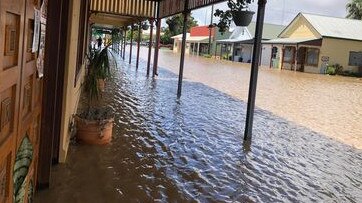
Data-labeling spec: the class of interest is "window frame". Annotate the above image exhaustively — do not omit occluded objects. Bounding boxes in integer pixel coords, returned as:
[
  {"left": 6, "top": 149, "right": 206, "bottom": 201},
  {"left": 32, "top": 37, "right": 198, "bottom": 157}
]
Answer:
[
  {"left": 348, "top": 51, "right": 362, "bottom": 66},
  {"left": 74, "top": 0, "right": 89, "bottom": 86},
  {"left": 305, "top": 48, "right": 320, "bottom": 67}
]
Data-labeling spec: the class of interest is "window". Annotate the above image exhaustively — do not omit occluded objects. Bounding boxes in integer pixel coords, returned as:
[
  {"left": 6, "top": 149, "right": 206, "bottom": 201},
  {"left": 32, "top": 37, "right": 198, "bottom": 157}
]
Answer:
[
  {"left": 349, "top": 52, "right": 362, "bottom": 66},
  {"left": 305, "top": 48, "right": 319, "bottom": 66},
  {"left": 283, "top": 47, "right": 294, "bottom": 62},
  {"left": 271, "top": 47, "right": 278, "bottom": 59}
]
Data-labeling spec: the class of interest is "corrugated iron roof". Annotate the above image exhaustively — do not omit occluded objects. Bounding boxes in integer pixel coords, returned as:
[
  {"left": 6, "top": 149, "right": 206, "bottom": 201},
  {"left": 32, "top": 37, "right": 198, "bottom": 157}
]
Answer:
[
  {"left": 300, "top": 13, "right": 362, "bottom": 41},
  {"left": 263, "top": 37, "right": 321, "bottom": 44},
  {"left": 247, "top": 22, "right": 286, "bottom": 40}
]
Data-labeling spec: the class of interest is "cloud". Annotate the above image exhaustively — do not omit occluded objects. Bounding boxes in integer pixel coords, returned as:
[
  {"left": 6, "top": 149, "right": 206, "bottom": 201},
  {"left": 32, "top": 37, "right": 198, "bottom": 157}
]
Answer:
[{"left": 192, "top": 0, "right": 349, "bottom": 26}]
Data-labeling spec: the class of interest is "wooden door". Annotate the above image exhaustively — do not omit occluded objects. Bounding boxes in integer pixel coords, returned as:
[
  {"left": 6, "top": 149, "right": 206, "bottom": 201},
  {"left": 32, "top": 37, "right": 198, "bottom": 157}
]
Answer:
[{"left": 0, "top": 0, "right": 43, "bottom": 202}]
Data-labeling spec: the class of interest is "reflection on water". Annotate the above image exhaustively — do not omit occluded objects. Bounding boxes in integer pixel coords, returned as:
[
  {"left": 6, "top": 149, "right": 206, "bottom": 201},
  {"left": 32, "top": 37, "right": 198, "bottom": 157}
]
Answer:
[
  {"left": 36, "top": 54, "right": 362, "bottom": 202},
  {"left": 141, "top": 49, "right": 362, "bottom": 149}
]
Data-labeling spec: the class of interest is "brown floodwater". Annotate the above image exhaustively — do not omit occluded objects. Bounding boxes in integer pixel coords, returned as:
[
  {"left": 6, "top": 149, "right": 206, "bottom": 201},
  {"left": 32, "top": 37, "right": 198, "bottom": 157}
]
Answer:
[
  {"left": 140, "top": 49, "right": 362, "bottom": 149},
  {"left": 35, "top": 48, "right": 362, "bottom": 202}
]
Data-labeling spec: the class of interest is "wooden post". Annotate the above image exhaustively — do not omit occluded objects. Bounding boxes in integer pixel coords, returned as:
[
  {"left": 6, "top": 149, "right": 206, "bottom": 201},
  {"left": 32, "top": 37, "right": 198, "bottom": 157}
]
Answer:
[
  {"left": 208, "top": 5, "right": 214, "bottom": 55},
  {"left": 294, "top": 45, "right": 298, "bottom": 71},
  {"left": 244, "top": 0, "right": 267, "bottom": 142},
  {"left": 120, "top": 30, "right": 124, "bottom": 57},
  {"left": 281, "top": 45, "right": 285, "bottom": 69},
  {"left": 136, "top": 22, "right": 142, "bottom": 69},
  {"left": 122, "top": 29, "right": 126, "bottom": 60},
  {"left": 269, "top": 44, "right": 273, "bottom": 68},
  {"left": 38, "top": 0, "right": 69, "bottom": 189},
  {"left": 177, "top": 2, "right": 190, "bottom": 97},
  {"left": 153, "top": 18, "right": 161, "bottom": 77},
  {"left": 153, "top": 3, "right": 161, "bottom": 77},
  {"left": 147, "top": 19, "right": 154, "bottom": 76},
  {"left": 214, "top": 43, "right": 218, "bottom": 59},
  {"left": 129, "top": 25, "right": 134, "bottom": 64}
]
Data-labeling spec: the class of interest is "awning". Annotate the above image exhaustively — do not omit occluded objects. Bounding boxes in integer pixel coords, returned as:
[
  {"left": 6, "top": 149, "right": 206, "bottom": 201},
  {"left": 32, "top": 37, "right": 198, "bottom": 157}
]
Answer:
[
  {"left": 217, "top": 39, "right": 254, "bottom": 44},
  {"left": 263, "top": 37, "right": 322, "bottom": 45},
  {"left": 186, "top": 36, "right": 209, "bottom": 43}
]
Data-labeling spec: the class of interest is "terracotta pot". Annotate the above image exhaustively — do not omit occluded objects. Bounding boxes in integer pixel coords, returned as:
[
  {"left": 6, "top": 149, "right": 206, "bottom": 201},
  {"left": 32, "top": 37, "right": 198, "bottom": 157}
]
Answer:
[
  {"left": 232, "top": 10, "right": 255, "bottom": 26},
  {"left": 75, "top": 116, "right": 114, "bottom": 145},
  {"left": 98, "top": 79, "right": 105, "bottom": 92}
]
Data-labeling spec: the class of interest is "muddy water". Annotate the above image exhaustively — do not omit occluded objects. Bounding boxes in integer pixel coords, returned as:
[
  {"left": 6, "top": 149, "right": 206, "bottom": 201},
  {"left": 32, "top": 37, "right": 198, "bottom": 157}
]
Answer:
[
  {"left": 139, "top": 49, "right": 362, "bottom": 149},
  {"left": 36, "top": 52, "right": 362, "bottom": 202}
]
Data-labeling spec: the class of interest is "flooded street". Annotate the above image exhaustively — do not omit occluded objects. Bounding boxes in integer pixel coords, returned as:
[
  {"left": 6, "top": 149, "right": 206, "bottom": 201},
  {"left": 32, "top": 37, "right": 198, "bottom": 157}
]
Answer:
[
  {"left": 140, "top": 49, "right": 362, "bottom": 149},
  {"left": 36, "top": 49, "right": 362, "bottom": 202}
]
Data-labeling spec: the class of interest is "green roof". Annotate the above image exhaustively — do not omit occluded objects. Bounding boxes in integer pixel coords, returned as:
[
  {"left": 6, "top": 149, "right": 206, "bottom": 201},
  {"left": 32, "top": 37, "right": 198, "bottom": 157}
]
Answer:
[{"left": 247, "top": 22, "right": 286, "bottom": 39}]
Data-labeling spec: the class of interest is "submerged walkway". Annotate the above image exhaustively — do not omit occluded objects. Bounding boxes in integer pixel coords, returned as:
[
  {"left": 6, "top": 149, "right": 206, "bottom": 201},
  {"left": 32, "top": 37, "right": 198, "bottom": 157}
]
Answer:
[{"left": 35, "top": 50, "right": 362, "bottom": 202}]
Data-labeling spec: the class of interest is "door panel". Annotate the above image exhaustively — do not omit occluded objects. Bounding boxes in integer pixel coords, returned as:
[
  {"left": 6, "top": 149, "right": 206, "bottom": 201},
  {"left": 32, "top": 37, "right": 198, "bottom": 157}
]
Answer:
[{"left": 0, "top": 0, "right": 42, "bottom": 202}]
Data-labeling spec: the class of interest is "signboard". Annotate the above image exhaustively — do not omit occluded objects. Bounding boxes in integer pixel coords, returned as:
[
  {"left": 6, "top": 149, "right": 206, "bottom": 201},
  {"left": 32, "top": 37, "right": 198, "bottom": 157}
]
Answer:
[{"left": 321, "top": 56, "right": 329, "bottom": 62}]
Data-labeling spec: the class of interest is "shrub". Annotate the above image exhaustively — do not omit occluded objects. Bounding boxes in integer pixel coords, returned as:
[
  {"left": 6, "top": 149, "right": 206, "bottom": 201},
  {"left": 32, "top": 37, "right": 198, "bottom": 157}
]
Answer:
[{"left": 203, "top": 54, "right": 212, "bottom": 58}]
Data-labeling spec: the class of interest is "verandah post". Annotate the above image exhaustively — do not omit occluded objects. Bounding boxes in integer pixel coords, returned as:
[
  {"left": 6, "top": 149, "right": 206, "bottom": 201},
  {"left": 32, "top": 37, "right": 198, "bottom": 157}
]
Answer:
[
  {"left": 147, "top": 19, "right": 154, "bottom": 76},
  {"left": 136, "top": 22, "right": 142, "bottom": 69},
  {"left": 177, "top": 0, "right": 190, "bottom": 98},
  {"left": 244, "top": 0, "right": 267, "bottom": 141},
  {"left": 129, "top": 25, "right": 134, "bottom": 64}
]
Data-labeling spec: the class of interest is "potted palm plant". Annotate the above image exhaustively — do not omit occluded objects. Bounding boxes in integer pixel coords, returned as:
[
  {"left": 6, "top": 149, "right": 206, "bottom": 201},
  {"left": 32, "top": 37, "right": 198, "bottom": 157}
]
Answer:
[
  {"left": 214, "top": 0, "right": 255, "bottom": 33},
  {"left": 75, "top": 44, "right": 115, "bottom": 145}
]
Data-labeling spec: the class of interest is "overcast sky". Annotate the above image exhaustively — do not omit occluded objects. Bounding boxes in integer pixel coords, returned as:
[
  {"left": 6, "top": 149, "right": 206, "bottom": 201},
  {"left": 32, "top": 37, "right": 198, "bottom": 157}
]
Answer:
[{"left": 191, "top": 0, "right": 350, "bottom": 26}]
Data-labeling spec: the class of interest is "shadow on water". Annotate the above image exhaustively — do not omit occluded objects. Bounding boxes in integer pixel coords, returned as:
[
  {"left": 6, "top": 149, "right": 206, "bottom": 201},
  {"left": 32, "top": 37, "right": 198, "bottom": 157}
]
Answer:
[{"left": 36, "top": 54, "right": 362, "bottom": 203}]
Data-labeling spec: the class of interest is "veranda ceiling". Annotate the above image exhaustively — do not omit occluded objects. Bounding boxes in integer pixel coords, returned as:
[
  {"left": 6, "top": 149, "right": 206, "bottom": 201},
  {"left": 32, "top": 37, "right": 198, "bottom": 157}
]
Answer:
[{"left": 90, "top": 0, "right": 226, "bottom": 26}]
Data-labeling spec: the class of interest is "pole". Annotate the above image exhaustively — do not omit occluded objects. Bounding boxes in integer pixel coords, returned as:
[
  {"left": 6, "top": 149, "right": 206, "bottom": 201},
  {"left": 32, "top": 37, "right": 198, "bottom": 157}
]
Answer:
[
  {"left": 136, "top": 22, "right": 142, "bottom": 69},
  {"left": 120, "top": 31, "right": 123, "bottom": 56},
  {"left": 177, "top": 8, "right": 190, "bottom": 97},
  {"left": 147, "top": 19, "right": 154, "bottom": 76},
  {"left": 208, "top": 4, "right": 214, "bottom": 55},
  {"left": 123, "top": 29, "right": 126, "bottom": 60},
  {"left": 153, "top": 4, "right": 161, "bottom": 77},
  {"left": 129, "top": 25, "right": 134, "bottom": 64},
  {"left": 244, "top": 0, "right": 267, "bottom": 141}
]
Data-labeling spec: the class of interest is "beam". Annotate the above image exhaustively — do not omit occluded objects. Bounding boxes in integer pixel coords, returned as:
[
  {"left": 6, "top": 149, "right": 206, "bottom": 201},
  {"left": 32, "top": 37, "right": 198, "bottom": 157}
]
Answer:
[
  {"left": 177, "top": 1, "right": 190, "bottom": 98},
  {"left": 244, "top": 0, "right": 267, "bottom": 141},
  {"left": 147, "top": 19, "right": 154, "bottom": 76}
]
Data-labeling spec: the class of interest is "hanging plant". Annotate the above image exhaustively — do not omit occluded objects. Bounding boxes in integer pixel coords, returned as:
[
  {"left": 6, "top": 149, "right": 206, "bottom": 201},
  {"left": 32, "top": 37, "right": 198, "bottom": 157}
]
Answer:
[
  {"left": 214, "top": 0, "right": 255, "bottom": 33},
  {"left": 142, "top": 22, "right": 149, "bottom": 30}
]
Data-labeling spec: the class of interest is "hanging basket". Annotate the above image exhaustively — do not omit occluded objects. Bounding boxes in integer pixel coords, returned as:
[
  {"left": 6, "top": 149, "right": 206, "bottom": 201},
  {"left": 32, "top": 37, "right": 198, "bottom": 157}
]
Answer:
[
  {"left": 168, "top": 23, "right": 180, "bottom": 33},
  {"left": 142, "top": 24, "right": 149, "bottom": 30},
  {"left": 232, "top": 10, "right": 255, "bottom": 26}
]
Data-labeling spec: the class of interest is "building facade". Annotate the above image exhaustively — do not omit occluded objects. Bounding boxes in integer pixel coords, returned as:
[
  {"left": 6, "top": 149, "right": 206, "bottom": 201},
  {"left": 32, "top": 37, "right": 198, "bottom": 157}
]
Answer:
[{"left": 266, "top": 13, "right": 362, "bottom": 74}]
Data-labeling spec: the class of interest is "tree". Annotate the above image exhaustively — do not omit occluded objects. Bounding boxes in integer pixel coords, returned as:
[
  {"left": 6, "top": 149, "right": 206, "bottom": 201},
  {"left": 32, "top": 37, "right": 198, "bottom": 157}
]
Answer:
[
  {"left": 346, "top": 0, "right": 362, "bottom": 20},
  {"left": 161, "top": 14, "right": 198, "bottom": 44}
]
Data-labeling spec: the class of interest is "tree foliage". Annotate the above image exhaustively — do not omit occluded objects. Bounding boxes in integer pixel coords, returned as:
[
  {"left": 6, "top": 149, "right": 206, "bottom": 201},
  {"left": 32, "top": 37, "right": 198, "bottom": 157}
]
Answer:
[
  {"left": 161, "top": 14, "right": 198, "bottom": 44},
  {"left": 346, "top": 0, "right": 362, "bottom": 20}
]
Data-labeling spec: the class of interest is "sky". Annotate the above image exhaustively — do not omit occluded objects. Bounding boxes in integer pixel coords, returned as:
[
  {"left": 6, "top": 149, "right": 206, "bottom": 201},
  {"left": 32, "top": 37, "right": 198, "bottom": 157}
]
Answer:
[{"left": 191, "top": 0, "right": 350, "bottom": 26}]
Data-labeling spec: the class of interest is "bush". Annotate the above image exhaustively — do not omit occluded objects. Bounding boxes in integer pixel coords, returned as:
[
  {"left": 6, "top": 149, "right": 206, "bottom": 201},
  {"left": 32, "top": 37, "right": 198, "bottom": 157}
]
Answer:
[
  {"left": 326, "top": 65, "right": 336, "bottom": 75},
  {"left": 326, "top": 64, "right": 343, "bottom": 76},
  {"left": 203, "top": 54, "right": 212, "bottom": 58}
]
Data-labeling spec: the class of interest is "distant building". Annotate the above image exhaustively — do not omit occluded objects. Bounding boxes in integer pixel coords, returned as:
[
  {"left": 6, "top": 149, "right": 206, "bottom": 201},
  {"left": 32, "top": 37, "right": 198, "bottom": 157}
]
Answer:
[
  {"left": 171, "top": 26, "right": 231, "bottom": 56},
  {"left": 216, "top": 22, "right": 285, "bottom": 66},
  {"left": 265, "top": 13, "right": 362, "bottom": 74}
]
